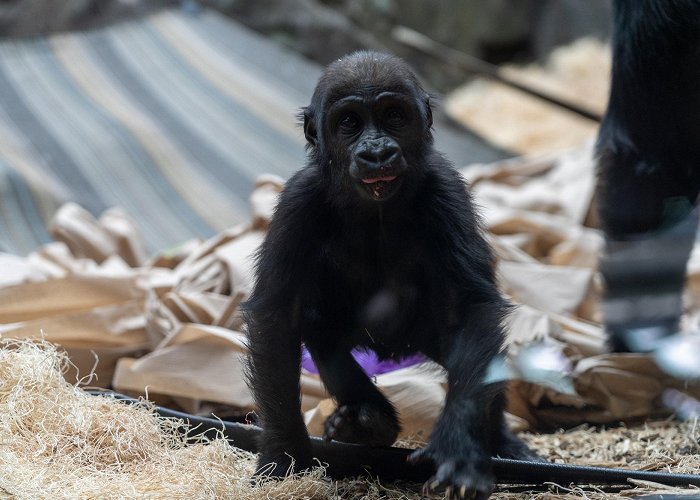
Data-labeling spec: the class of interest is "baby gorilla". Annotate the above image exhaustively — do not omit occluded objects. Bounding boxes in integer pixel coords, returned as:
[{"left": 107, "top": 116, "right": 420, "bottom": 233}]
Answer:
[{"left": 245, "top": 51, "right": 537, "bottom": 499}]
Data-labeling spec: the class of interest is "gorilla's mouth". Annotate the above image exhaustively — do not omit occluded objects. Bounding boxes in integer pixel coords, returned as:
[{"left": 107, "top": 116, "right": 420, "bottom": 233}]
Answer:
[{"left": 360, "top": 175, "right": 398, "bottom": 199}]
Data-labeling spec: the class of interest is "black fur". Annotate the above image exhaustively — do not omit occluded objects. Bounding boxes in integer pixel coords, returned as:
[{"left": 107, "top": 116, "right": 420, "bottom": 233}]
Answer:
[
  {"left": 596, "top": 0, "right": 700, "bottom": 351},
  {"left": 597, "top": 0, "right": 700, "bottom": 237},
  {"left": 244, "top": 51, "right": 536, "bottom": 499}
]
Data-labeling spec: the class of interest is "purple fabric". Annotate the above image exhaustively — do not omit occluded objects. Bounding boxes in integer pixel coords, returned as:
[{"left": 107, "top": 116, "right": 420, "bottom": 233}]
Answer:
[{"left": 301, "top": 347, "right": 426, "bottom": 376}]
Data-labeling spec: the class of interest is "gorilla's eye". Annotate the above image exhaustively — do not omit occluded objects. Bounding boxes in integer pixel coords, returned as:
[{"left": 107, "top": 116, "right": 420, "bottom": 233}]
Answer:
[
  {"left": 385, "top": 108, "right": 405, "bottom": 127},
  {"left": 338, "top": 113, "right": 361, "bottom": 133}
]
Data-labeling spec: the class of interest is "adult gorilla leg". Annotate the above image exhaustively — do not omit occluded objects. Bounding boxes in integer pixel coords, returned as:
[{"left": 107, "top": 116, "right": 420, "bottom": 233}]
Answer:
[{"left": 596, "top": 0, "right": 700, "bottom": 352}]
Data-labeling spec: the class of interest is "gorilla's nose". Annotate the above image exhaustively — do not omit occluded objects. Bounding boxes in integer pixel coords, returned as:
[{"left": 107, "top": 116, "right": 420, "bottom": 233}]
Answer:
[{"left": 357, "top": 141, "right": 400, "bottom": 168}]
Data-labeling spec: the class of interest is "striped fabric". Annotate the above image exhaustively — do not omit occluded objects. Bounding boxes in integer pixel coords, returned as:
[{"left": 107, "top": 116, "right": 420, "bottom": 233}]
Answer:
[{"left": 0, "top": 7, "right": 505, "bottom": 256}]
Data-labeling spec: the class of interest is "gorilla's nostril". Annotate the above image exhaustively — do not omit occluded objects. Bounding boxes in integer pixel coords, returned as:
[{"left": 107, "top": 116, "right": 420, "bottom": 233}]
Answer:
[{"left": 379, "top": 146, "right": 399, "bottom": 164}]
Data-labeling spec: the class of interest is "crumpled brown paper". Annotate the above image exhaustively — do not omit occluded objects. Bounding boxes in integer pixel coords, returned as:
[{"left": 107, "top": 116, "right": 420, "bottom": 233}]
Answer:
[{"left": 1, "top": 151, "right": 698, "bottom": 436}]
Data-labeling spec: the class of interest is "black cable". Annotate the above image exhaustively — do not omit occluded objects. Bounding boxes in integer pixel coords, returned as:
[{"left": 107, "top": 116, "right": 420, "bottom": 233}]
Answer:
[{"left": 88, "top": 390, "right": 700, "bottom": 488}]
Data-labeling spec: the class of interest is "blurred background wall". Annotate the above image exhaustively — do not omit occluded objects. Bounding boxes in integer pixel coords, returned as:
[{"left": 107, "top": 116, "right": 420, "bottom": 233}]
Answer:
[{"left": 0, "top": 0, "right": 611, "bottom": 91}]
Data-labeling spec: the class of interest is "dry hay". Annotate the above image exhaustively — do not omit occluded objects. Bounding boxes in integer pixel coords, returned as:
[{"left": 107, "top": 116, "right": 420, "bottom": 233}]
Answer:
[
  {"left": 0, "top": 340, "right": 332, "bottom": 499},
  {"left": 0, "top": 340, "right": 698, "bottom": 499},
  {"left": 510, "top": 422, "right": 700, "bottom": 499}
]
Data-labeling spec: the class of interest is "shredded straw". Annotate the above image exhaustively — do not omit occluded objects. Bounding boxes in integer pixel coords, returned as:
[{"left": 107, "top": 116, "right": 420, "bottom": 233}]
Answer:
[
  {"left": 0, "top": 340, "right": 696, "bottom": 499},
  {"left": 0, "top": 340, "right": 331, "bottom": 499}
]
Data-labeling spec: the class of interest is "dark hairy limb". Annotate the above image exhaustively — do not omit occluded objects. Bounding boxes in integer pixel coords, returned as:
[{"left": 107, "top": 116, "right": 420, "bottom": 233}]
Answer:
[
  {"left": 245, "top": 314, "right": 311, "bottom": 477},
  {"left": 307, "top": 344, "right": 399, "bottom": 446},
  {"left": 596, "top": 0, "right": 700, "bottom": 352},
  {"left": 410, "top": 302, "right": 513, "bottom": 500}
]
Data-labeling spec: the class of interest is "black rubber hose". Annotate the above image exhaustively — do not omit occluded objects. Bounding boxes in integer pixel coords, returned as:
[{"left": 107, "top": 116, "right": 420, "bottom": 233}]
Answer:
[{"left": 88, "top": 390, "right": 700, "bottom": 488}]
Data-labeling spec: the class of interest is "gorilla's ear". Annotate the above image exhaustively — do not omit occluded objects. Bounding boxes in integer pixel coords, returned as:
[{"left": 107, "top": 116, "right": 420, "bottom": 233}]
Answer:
[
  {"left": 425, "top": 97, "right": 433, "bottom": 129},
  {"left": 303, "top": 109, "right": 318, "bottom": 147}
]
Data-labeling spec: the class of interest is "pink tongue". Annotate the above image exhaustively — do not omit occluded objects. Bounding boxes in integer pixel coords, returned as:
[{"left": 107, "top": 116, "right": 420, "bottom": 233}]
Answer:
[{"left": 361, "top": 175, "right": 397, "bottom": 184}]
